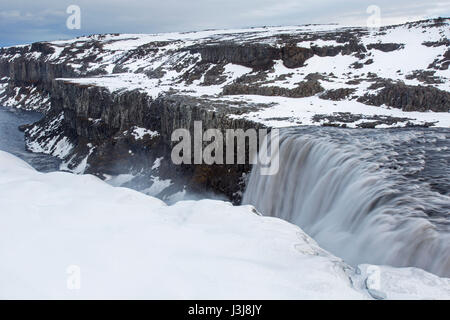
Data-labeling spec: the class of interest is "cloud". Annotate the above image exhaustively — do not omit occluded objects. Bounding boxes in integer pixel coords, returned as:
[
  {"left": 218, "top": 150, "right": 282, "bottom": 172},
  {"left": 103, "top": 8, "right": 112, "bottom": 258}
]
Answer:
[
  {"left": 0, "top": 8, "right": 65, "bottom": 23},
  {"left": 0, "top": 10, "right": 21, "bottom": 19}
]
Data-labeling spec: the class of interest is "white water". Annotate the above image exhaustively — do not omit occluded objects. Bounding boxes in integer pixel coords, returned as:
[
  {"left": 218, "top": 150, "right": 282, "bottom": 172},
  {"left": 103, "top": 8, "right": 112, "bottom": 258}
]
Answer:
[{"left": 243, "top": 127, "right": 450, "bottom": 277}]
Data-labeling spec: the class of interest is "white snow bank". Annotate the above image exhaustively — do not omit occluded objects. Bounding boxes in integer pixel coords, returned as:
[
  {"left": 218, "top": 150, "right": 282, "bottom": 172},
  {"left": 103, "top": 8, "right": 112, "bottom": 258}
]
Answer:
[
  {"left": 0, "top": 151, "right": 449, "bottom": 300},
  {"left": 129, "top": 126, "right": 159, "bottom": 140},
  {"left": 354, "top": 265, "right": 450, "bottom": 300}
]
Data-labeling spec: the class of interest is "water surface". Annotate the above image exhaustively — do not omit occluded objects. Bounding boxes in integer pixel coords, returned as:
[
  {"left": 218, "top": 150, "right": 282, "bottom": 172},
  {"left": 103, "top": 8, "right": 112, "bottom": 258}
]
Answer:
[{"left": 0, "top": 106, "right": 60, "bottom": 172}]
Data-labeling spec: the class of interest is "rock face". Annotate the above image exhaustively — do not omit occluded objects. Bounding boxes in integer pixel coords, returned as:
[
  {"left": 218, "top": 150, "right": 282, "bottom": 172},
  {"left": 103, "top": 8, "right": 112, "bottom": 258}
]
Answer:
[
  {"left": 189, "top": 40, "right": 368, "bottom": 71},
  {"left": 189, "top": 44, "right": 280, "bottom": 70},
  {"left": 0, "top": 57, "right": 76, "bottom": 110},
  {"left": 358, "top": 80, "right": 450, "bottom": 112},
  {"left": 366, "top": 43, "right": 404, "bottom": 52},
  {"left": 0, "top": 42, "right": 98, "bottom": 111},
  {"left": 281, "top": 45, "right": 315, "bottom": 68},
  {"left": 223, "top": 79, "right": 324, "bottom": 98},
  {"left": 0, "top": 18, "right": 449, "bottom": 201},
  {"left": 320, "top": 88, "right": 356, "bottom": 101},
  {"left": 25, "top": 80, "right": 263, "bottom": 202},
  {"left": 1, "top": 19, "right": 448, "bottom": 112}
]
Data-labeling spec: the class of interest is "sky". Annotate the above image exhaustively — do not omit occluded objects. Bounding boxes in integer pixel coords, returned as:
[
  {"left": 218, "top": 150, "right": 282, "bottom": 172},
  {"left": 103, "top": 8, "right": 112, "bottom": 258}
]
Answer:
[{"left": 0, "top": 0, "right": 449, "bottom": 47}]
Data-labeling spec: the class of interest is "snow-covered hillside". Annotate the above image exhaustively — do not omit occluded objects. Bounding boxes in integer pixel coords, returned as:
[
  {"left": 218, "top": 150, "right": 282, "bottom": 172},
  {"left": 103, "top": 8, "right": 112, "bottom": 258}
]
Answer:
[
  {"left": 0, "top": 150, "right": 449, "bottom": 299},
  {"left": 0, "top": 18, "right": 449, "bottom": 127}
]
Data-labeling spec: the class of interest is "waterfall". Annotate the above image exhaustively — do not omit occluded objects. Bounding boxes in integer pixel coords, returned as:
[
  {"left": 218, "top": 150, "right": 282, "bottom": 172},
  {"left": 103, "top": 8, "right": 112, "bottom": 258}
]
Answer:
[{"left": 243, "top": 128, "right": 450, "bottom": 277}]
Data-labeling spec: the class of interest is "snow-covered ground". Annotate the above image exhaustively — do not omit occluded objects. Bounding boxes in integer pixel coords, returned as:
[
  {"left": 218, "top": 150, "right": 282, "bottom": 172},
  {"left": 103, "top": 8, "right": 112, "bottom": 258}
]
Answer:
[
  {"left": 224, "top": 95, "right": 450, "bottom": 128},
  {"left": 0, "top": 150, "right": 449, "bottom": 300}
]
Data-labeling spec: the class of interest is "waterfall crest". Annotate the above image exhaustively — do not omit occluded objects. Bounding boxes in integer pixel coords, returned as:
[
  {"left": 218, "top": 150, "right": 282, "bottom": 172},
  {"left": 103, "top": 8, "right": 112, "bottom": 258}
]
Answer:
[{"left": 243, "top": 128, "right": 450, "bottom": 277}]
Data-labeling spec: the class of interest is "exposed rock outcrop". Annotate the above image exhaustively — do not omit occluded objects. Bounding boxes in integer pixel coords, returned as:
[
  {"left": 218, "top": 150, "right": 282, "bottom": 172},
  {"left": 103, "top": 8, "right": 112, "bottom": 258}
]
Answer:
[
  {"left": 358, "top": 80, "right": 450, "bottom": 112},
  {"left": 188, "top": 43, "right": 280, "bottom": 70},
  {"left": 320, "top": 88, "right": 356, "bottom": 101},
  {"left": 26, "top": 80, "right": 265, "bottom": 202},
  {"left": 223, "top": 79, "right": 324, "bottom": 98},
  {"left": 281, "top": 45, "right": 314, "bottom": 68},
  {"left": 366, "top": 43, "right": 404, "bottom": 52}
]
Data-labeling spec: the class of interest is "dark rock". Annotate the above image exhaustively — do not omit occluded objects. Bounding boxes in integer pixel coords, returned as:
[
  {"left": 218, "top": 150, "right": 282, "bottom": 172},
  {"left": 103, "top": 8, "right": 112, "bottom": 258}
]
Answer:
[
  {"left": 320, "top": 88, "right": 356, "bottom": 101},
  {"left": 351, "top": 62, "right": 364, "bottom": 69},
  {"left": 30, "top": 42, "right": 56, "bottom": 55},
  {"left": 358, "top": 80, "right": 450, "bottom": 112},
  {"left": 366, "top": 43, "right": 404, "bottom": 52},
  {"left": 405, "top": 70, "right": 444, "bottom": 84},
  {"left": 422, "top": 39, "right": 450, "bottom": 47},
  {"left": 223, "top": 79, "right": 324, "bottom": 98},
  {"left": 281, "top": 45, "right": 314, "bottom": 68},
  {"left": 188, "top": 43, "right": 280, "bottom": 70},
  {"left": 27, "top": 81, "right": 266, "bottom": 203},
  {"left": 428, "top": 48, "right": 450, "bottom": 70},
  {"left": 305, "top": 73, "right": 327, "bottom": 81},
  {"left": 18, "top": 124, "right": 33, "bottom": 132},
  {"left": 202, "top": 63, "right": 227, "bottom": 85},
  {"left": 312, "top": 39, "right": 367, "bottom": 56},
  {"left": 235, "top": 71, "right": 268, "bottom": 84},
  {"left": 312, "top": 112, "right": 420, "bottom": 128}
]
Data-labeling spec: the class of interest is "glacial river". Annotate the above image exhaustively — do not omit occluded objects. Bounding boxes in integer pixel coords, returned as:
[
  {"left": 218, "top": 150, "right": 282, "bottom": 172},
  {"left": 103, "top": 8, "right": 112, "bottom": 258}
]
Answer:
[
  {"left": 244, "top": 126, "right": 450, "bottom": 277},
  {"left": 0, "top": 106, "right": 60, "bottom": 172}
]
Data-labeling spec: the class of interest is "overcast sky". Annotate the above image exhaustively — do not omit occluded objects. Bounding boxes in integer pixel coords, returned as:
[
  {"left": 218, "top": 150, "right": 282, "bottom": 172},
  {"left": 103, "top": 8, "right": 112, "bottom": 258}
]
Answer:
[{"left": 1, "top": 0, "right": 449, "bottom": 47}]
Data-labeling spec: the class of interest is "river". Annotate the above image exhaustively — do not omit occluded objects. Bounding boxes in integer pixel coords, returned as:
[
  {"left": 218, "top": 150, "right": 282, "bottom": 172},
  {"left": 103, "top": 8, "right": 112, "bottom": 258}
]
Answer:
[
  {"left": 244, "top": 126, "right": 450, "bottom": 277},
  {"left": 0, "top": 106, "right": 60, "bottom": 172}
]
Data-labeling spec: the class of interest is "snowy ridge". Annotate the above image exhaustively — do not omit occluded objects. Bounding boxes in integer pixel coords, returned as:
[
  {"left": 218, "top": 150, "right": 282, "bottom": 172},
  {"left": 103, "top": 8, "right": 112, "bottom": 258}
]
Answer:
[
  {"left": 0, "top": 150, "right": 449, "bottom": 299},
  {"left": 0, "top": 18, "right": 449, "bottom": 127}
]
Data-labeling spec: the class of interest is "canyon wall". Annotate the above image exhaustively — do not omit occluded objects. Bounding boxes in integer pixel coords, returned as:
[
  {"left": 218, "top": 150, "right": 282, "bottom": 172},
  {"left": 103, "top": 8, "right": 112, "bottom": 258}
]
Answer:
[
  {"left": 23, "top": 79, "right": 263, "bottom": 202},
  {"left": 0, "top": 18, "right": 449, "bottom": 201}
]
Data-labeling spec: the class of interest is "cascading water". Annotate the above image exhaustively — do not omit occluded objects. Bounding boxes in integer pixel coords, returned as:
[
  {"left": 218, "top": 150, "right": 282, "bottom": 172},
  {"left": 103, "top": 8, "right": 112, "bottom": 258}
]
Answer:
[{"left": 243, "top": 127, "right": 450, "bottom": 277}]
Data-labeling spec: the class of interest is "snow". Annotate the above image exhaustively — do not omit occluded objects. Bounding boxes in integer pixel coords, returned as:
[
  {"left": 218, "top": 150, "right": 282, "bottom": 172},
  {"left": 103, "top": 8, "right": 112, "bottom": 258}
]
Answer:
[
  {"left": 297, "top": 39, "right": 341, "bottom": 49},
  {"left": 151, "top": 157, "right": 163, "bottom": 170},
  {"left": 359, "top": 25, "right": 450, "bottom": 88},
  {"left": 25, "top": 113, "right": 75, "bottom": 159},
  {"left": 27, "top": 133, "right": 74, "bottom": 157},
  {"left": 354, "top": 265, "right": 450, "bottom": 300},
  {"left": 1, "top": 20, "right": 448, "bottom": 299},
  {"left": 224, "top": 95, "right": 450, "bottom": 128},
  {"left": 56, "top": 60, "right": 253, "bottom": 99},
  {"left": 37, "top": 20, "right": 447, "bottom": 130},
  {"left": 105, "top": 173, "right": 136, "bottom": 187},
  {"left": 129, "top": 126, "right": 159, "bottom": 140},
  {"left": 48, "top": 136, "right": 73, "bottom": 159},
  {"left": 48, "top": 45, "right": 65, "bottom": 61},
  {"left": 70, "top": 154, "right": 89, "bottom": 174},
  {"left": 68, "top": 24, "right": 349, "bottom": 52},
  {"left": 143, "top": 176, "right": 173, "bottom": 197},
  {"left": 3, "top": 19, "right": 446, "bottom": 128},
  {"left": 0, "top": 150, "right": 449, "bottom": 300},
  {"left": 0, "top": 83, "right": 51, "bottom": 112}
]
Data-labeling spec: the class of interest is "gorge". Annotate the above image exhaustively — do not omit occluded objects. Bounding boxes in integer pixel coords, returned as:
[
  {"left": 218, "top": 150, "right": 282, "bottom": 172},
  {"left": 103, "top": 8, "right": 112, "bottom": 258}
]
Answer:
[{"left": 0, "top": 18, "right": 449, "bottom": 297}]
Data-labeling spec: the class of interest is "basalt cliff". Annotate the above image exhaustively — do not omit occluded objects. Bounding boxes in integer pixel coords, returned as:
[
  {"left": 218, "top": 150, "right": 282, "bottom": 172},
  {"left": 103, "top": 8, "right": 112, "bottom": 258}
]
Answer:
[{"left": 0, "top": 18, "right": 449, "bottom": 202}]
